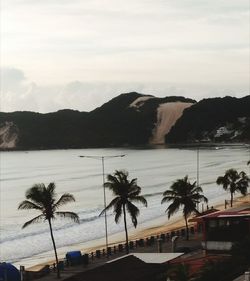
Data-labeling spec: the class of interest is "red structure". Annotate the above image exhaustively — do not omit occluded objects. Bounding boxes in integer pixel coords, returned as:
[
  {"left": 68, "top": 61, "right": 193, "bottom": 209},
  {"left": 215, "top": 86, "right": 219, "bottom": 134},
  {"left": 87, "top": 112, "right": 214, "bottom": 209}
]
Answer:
[{"left": 192, "top": 205, "right": 250, "bottom": 252}]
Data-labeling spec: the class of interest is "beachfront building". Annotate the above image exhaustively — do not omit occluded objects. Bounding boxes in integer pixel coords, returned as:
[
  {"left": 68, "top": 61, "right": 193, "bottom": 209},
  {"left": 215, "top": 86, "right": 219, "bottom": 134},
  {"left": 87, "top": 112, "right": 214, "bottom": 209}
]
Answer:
[
  {"left": 193, "top": 205, "right": 250, "bottom": 252},
  {"left": 215, "top": 126, "right": 231, "bottom": 138}
]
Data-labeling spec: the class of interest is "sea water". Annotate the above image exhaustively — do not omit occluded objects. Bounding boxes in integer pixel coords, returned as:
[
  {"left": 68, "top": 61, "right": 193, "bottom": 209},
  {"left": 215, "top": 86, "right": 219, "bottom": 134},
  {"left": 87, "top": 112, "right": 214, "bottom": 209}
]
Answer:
[{"left": 0, "top": 145, "right": 249, "bottom": 267}]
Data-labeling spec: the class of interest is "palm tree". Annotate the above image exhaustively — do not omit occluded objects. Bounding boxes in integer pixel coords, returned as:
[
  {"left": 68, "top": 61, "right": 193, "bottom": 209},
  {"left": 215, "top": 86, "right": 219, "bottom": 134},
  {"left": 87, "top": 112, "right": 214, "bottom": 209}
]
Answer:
[
  {"left": 18, "top": 183, "right": 79, "bottom": 278},
  {"left": 100, "top": 170, "right": 147, "bottom": 254},
  {"left": 216, "top": 169, "right": 249, "bottom": 207},
  {"left": 161, "top": 176, "right": 208, "bottom": 240}
]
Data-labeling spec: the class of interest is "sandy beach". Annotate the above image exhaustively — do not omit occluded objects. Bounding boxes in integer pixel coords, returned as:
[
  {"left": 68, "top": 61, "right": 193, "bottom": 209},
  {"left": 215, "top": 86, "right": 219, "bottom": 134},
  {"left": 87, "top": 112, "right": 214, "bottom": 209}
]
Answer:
[
  {"left": 27, "top": 194, "right": 250, "bottom": 271},
  {"left": 82, "top": 194, "right": 250, "bottom": 253}
]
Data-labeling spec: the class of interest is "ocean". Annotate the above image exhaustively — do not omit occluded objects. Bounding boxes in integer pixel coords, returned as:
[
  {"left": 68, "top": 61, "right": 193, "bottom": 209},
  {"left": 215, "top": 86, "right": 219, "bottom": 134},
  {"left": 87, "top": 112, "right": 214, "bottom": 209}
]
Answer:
[{"left": 0, "top": 145, "right": 249, "bottom": 267}]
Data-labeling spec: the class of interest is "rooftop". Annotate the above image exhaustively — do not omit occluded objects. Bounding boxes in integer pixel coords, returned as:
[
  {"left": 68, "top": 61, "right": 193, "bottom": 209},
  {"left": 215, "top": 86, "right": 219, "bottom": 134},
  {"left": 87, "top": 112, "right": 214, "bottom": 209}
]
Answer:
[
  {"left": 63, "top": 255, "right": 166, "bottom": 281},
  {"left": 108, "top": 252, "right": 183, "bottom": 264},
  {"left": 191, "top": 205, "right": 250, "bottom": 222}
]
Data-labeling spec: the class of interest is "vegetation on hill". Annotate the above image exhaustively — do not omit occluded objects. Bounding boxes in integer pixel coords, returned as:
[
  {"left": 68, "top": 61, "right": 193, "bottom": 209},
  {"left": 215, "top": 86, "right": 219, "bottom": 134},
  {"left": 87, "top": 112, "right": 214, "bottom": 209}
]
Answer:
[
  {"left": 0, "top": 93, "right": 249, "bottom": 150},
  {"left": 167, "top": 95, "right": 250, "bottom": 143},
  {"left": 0, "top": 92, "right": 194, "bottom": 150}
]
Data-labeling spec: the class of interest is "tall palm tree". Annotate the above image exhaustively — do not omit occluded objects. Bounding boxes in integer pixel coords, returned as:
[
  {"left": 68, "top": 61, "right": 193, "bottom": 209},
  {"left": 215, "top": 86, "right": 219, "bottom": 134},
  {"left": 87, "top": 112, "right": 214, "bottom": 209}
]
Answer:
[
  {"left": 216, "top": 169, "right": 249, "bottom": 207},
  {"left": 100, "top": 170, "right": 147, "bottom": 254},
  {"left": 161, "top": 176, "right": 208, "bottom": 240},
  {"left": 18, "top": 183, "right": 79, "bottom": 278}
]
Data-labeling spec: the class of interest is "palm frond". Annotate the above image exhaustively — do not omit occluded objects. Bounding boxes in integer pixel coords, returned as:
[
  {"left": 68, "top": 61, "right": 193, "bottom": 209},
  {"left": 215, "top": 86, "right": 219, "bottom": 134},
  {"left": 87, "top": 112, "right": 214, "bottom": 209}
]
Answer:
[
  {"left": 237, "top": 178, "right": 248, "bottom": 195},
  {"left": 47, "top": 182, "right": 56, "bottom": 193},
  {"left": 190, "top": 193, "right": 208, "bottom": 204},
  {"left": 115, "top": 170, "right": 128, "bottom": 183},
  {"left": 114, "top": 201, "right": 123, "bottom": 224},
  {"left": 192, "top": 185, "right": 203, "bottom": 193},
  {"left": 162, "top": 175, "right": 208, "bottom": 221},
  {"left": 55, "top": 211, "right": 79, "bottom": 223},
  {"left": 239, "top": 171, "right": 247, "bottom": 177},
  {"left": 129, "top": 178, "right": 138, "bottom": 188},
  {"left": 216, "top": 176, "right": 230, "bottom": 190},
  {"left": 46, "top": 182, "right": 56, "bottom": 201},
  {"left": 161, "top": 195, "right": 179, "bottom": 204},
  {"left": 183, "top": 201, "right": 197, "bottom": 217},
  {"left": 163, "top": 189, "right": 178, "bottom": 197},
  {"left": 103, "top": 170, "right": 147, "bottom": 228},
  {"left": 130, "top": 196, "right": 147, "bottom": 207},
  {"left": 217, "top": 169, "right": 249, "bottom": 196},
  {"left": 99, "top": 197, "right": 120, "bottom": 216},
  {"left": 25, "top": 184, "right": 46, "bottom": 206},
  {"left": 166, "top": 200, "right": 181, "bottom": 219},
  {"left": 18, "top": 200, "right": 43, "bottom": 211},
  {"left": 54, "top": 193, "right": 76, "bottom": 209},
  {"left": 106, "top": 174, "right": 120, "bottom": 186},
  {"left": 126, "top": 201, "right": 139, "bottom": 227},
  {"left": 22, "top": 214, "right": 45, "bottom": 229},
  {"left": 161, "top": 196, "right": 168, "bottom": 204},
  {"left": 105, "top": 174, "right": 122, "bottom": 195},
  {"left": 19, "top": 183, "right": 79, "bottom": 230},
  {"left": 128, "top": 189, "right": 141, "bottom": 197},
  {"left": 128, "top": 183, "right": 141, "bottom": 193}
]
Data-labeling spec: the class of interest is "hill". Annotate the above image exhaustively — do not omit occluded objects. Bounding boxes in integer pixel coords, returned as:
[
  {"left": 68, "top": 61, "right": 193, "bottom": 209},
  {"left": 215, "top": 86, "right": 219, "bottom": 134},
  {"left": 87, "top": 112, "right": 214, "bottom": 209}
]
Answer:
[
  {"left": 0, "top": 93, "right": 249, "bottom": 150},
  {"left": 167, "top": 95, "right": 250, "bottom": 143}
]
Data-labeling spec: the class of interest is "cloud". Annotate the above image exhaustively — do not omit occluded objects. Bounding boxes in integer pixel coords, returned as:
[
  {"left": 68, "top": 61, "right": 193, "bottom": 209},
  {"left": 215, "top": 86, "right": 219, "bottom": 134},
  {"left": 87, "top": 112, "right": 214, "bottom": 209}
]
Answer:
[
  {"left": 1, "top": 1, "right": 249, "bottom": 111},
  {"left": 0, "top": 67, "right": 249, "bottom": 113},
  {"left": 1, "top": 68, "right": 26, "bottom": 90},
  {"left": 0, "top": 68, "right": 38, "bottom": 112}
]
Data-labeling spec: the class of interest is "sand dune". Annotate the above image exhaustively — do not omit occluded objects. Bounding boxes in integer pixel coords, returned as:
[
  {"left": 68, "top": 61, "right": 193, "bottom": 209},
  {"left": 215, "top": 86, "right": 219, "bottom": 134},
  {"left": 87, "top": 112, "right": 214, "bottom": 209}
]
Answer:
[
  {"left": 0, "top": 121, "right": 18, "bottom": 148},
  {"left": 151, "top": 102, "right": 193, "bottom": 144},
  {"left": 129, "top": 96, "right": 154, "bottom": 109}
]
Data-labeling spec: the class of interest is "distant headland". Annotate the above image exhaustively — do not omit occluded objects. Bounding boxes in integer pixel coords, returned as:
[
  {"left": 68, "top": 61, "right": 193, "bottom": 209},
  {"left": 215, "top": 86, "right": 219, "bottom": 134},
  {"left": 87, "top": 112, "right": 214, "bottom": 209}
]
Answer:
[{"left": 0, "top": 92, "right": 249, "bottom": 150}]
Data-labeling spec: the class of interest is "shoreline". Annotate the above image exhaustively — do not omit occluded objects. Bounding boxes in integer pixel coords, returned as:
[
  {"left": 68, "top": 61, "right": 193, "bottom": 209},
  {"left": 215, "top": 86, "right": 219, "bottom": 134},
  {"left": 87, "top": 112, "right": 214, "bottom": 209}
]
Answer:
[
  {"left": 1, "top": 142, "right": 249, "bottom": 152},
  {"left": 26, "top": 194, "right": 250, "bottom": 271}
]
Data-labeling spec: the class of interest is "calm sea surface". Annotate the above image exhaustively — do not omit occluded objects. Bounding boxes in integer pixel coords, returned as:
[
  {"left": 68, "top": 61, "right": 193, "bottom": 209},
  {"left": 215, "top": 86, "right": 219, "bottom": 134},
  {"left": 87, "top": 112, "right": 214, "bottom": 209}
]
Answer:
[{"left": 0, "top": 145, "right": 249, "bottom": 267}]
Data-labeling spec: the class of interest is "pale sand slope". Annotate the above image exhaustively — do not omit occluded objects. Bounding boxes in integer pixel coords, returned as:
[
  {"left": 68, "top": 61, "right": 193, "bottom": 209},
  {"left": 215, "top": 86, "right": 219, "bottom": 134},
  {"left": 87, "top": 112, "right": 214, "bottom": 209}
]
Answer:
[
  {"left": 0, "top": 121, "right": 18, "bottom": 149},
  {"left": 150, "top": 102, "right": 193, "bottom": 144},
  {"left": 28, "top": 195, "right": 250, "bottom": 271},
  {"left": 129, "top": 96, "right": 154, "bottom": 108}
]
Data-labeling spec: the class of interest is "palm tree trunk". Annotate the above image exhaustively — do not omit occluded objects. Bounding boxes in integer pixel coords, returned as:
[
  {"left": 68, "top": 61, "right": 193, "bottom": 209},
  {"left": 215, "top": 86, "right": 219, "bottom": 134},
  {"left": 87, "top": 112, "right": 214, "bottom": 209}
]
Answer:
[
  {"left": 184, "top": 214, "right": 189, "bottom": 241},
  {"left": 122, "top": 204, "right": 129, "bottom": 254},
  {"left": 48, "top": 219, "right": 60, "bottom": 278},
  {"left": 230, "top": 192, "right": 233, "bottom": 207}
]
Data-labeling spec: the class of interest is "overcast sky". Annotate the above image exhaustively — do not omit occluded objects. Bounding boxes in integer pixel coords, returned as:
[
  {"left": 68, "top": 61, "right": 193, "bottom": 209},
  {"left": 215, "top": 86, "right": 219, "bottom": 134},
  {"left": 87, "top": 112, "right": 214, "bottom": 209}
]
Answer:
[{"left": 1, "top": 0, "right": 249, "bottom": 112}]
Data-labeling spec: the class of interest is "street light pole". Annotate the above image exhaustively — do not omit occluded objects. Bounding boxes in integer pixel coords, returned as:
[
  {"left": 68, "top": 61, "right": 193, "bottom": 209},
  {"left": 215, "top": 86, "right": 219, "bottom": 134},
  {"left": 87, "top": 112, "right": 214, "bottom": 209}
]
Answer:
[
  {"left": 79, "top": 154, "right": 125, "bottom": 257},
  {"left": 196, "top": 145, "right": 201, "bottom": 212},
  {"left": 101, "top": 157, "right": 108, "bottom": 253},
  {"left": 197, "top": 146, "right": 200, "bottom": 188}
]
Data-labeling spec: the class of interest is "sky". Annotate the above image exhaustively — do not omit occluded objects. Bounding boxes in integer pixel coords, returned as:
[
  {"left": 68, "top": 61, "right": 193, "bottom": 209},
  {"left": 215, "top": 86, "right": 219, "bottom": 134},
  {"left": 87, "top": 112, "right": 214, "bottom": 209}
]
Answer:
[{"left": 1, "top": 0, "right": 249, "bottom": 112}]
